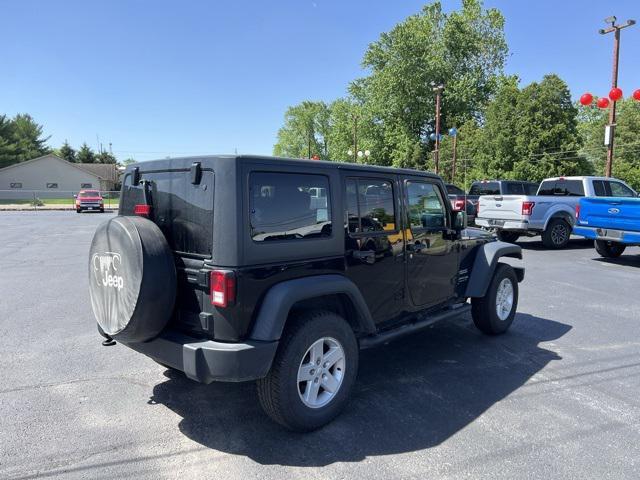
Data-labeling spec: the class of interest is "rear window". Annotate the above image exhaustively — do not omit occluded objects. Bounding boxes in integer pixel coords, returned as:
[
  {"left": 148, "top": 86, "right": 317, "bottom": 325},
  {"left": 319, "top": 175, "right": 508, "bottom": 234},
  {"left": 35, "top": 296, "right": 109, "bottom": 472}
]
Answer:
[
  {"left": 524, "top": 183, "right": 539, "bottom": 195},
  {"left": 121, "top": 169, "right": 214, "bottom": 256},
  {"left": 538, "top": 180, "right": 584, "bottom": 196},
  {"left": 469, "top": 182, "right": 500, "bottom": 195},
  {"left": 446, "top": 184, "right": 465, "bottom": 195},
  {"left": 249, "top": 172, "right": 332, "bottom": 242},
  {"left": 504, "top": 182, "right": 524, "bottom": 195}
]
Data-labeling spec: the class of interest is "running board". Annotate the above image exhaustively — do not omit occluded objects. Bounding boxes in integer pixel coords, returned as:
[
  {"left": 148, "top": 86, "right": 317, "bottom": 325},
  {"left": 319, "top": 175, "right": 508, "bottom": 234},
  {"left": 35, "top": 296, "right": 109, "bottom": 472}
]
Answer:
[{"left": 358, "top": 303, "right": 471, "bottom": 350}]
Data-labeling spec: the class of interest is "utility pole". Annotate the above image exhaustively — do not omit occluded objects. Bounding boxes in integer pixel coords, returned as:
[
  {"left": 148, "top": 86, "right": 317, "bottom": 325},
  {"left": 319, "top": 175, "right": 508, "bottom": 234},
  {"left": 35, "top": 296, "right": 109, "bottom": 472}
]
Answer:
[
  {"left": 431, "top": 83, "right": 444, "bottom": 174},
  {"left": 352, "top": 113, "right": 358, "bottom": 162},
  {"left": 599, "top": 16, "right": 636, "bottom": 177},
  {"left": 451, "top": 132, "right": 458, "bottom": 182}
]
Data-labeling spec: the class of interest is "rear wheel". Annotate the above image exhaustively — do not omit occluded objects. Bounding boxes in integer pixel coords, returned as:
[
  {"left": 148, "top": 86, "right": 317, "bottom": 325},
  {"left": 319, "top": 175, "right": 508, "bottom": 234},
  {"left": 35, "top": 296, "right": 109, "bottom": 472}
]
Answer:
[
  {"left": 472, "top": 264, "right": 518, "bottom": 335},
  {"left": 257, "top": 310, "right": 358, "bottom": 432},
  {"left": 76, "top": 208, "right": 82, "bottom": 213},
  {"left": 595, "top": 239, "right": 626, "bottom": 258},
  {"left": 496, "top": 230, "right": 520, "bottom": 243},
  {"left": 541, "top": 218, "right": 571, "bottom": 249}
]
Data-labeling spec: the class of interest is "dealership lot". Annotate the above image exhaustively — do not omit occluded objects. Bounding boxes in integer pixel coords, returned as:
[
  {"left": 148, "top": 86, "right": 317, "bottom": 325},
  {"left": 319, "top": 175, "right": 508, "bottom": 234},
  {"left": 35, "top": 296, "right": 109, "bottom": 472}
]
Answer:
[{"left": 1, "top": 211, "right": 640, "bottom": 480}]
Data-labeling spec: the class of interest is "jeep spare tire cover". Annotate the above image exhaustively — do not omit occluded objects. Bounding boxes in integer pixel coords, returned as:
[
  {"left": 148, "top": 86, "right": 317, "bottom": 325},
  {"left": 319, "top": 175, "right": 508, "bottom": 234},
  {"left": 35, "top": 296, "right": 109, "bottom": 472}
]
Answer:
[{"left": 88, "top": 216, "right": 176, "bottom": 343}]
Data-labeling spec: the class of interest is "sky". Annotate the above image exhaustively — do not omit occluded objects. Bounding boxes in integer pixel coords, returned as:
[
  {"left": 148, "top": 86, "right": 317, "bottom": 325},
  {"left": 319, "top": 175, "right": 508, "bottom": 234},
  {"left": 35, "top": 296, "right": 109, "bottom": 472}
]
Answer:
[{"left": 1, "top": 0, "right": 638, "bottom": 161}]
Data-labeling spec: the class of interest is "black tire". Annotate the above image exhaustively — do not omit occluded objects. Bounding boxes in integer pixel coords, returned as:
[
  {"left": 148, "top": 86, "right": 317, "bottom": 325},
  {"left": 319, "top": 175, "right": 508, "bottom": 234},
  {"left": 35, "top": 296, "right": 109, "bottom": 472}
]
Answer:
[
  {"left": 471, "top": 264, "right": 519, "bottom": 335},
  {"left": 496, "top": 230, "right": 520, "bottom": 243},
  {"left": 595, "top": 239, "right": 626, "bottom": 258},
  {"left": 541, "top": 218, "right": 571, "bottom": 249},
  {"left": 257, "top": 310, "right": 358, "bottom": 432},
  {"left": 76, "top": 209, "right": 82, "bottom": 213},
  {"left": 100, "top": 208, "right": 105, "bottom": 213},
  {"left": 88, "top": 216, "right": 176, "bottom": 343}
]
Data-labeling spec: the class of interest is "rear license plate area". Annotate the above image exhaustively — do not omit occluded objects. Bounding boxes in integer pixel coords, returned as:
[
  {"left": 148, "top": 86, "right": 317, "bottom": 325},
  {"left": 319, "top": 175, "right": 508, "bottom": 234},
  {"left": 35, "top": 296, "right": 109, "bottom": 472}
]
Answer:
[{"left": 596, "top": 228, "right": 622, "bottom": 239}]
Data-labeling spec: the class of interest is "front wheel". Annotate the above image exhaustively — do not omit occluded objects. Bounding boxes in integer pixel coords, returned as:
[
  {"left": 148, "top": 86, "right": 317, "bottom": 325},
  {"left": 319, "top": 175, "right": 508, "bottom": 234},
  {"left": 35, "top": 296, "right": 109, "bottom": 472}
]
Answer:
[
  {"left": 497, "top": 230, "right": 520, "bottom": 243},
  {"left": 472, "top": 264, "right": 519, "bottom": 335},
  {"left": 595, "top": 239, "right": 626, "bottom": 258},
  {"left": 541, "top": 218, "right": 571, "bottom": 249},
  {"left": 257, "top": 310, "right": 358, "bottom": 432}
]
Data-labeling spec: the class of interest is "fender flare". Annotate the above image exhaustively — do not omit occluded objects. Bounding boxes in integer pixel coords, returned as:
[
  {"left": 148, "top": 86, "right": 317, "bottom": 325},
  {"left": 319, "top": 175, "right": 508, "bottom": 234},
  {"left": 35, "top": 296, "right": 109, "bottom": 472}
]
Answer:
[
  {"left": 543, "top": 205, "right": 575, "bottom": 231},
  {"left": 250, "top": 274, "right": 375, "bottom": 342},
  {"left": 465, "top": 241, "right": 524, "bottom": 298}
]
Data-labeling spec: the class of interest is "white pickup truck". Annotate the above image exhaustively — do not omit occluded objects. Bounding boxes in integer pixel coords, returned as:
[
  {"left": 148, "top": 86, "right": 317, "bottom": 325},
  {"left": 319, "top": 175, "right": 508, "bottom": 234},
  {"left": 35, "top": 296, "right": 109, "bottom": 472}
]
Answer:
[{"left": 475, "top": 176, "right": 637, "bottom": 248}]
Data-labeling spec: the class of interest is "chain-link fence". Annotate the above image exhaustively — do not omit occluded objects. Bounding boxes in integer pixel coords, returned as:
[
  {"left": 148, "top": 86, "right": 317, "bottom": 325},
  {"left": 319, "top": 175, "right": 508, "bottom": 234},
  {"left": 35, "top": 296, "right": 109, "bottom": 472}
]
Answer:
[{"left": 0, "top": 190, "right": 121, "bottom": 211}]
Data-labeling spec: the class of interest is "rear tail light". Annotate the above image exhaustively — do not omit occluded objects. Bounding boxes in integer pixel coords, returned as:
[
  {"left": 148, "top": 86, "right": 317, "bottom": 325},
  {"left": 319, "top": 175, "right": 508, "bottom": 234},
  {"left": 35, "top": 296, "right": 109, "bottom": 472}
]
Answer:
[
  {"left": 522, "top": 201, "right": 535, "bottom": 216},
  {"left": 575, "top": 204, "right": 580, "bottom": 220},
  {"left": 210, "top": 270, "right": 236, "bottom": 307},
  {"left": 453, "top": 199, "right": 465, "bottom": 211},
  {"left": 134, "top": 204, "right": 151, "bottom": 216}
]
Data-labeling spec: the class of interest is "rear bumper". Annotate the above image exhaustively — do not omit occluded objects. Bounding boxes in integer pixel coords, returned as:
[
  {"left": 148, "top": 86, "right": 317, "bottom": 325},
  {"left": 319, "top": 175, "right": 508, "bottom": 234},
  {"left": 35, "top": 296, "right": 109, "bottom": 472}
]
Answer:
[
  {"left": 475, "top": 218, "right": 534, "bottom": 231},
  {"left": 125, "top": 330, "right": 279, "bottom": 383},
  {"left": 573, "top": 225, "right": 640, "bottom": 245}
]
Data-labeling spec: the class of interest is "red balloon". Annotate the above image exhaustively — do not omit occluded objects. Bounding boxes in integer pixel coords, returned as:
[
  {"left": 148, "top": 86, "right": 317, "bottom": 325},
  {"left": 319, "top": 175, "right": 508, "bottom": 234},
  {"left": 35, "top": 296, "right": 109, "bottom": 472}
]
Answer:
[
  {"left": 597, "top": 97, "right": 610, "bottom": 109},
  {"left": 634, "top": 89, "right": 640, "bottom": 101},
  {"left": 609, "top": 87, "right": 623, "bottom": 101},
  {"left": 579, "top": 93, "right": 593, "bottom": 106}
]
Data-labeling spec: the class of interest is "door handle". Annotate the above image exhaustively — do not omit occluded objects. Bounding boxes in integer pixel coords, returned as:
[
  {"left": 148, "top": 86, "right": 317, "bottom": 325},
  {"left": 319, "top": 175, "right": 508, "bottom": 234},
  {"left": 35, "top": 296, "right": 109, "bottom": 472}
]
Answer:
[{"left": 353, "top": 249, "right": 376, "bottom": 264}]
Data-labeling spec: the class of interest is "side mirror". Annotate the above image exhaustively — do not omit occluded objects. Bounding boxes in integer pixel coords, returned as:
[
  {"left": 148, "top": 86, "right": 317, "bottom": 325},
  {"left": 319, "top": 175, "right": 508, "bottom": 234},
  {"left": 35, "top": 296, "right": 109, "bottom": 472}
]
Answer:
[{"left": 454, "top": 210, "right": 468, "bottom": 230}]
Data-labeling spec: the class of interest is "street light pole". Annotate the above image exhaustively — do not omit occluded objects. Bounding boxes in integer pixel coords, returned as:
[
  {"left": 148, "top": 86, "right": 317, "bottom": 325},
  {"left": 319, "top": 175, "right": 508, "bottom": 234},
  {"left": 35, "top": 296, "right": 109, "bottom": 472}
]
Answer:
[
  {"left": 451, "top": 133, "right": 458, "bottom": 181},
  {"left": 599, "top": 16, "right": 636, "bottom": 177},
  {"left": 432, "top": 83, "right": 444, "bottom": 174}
]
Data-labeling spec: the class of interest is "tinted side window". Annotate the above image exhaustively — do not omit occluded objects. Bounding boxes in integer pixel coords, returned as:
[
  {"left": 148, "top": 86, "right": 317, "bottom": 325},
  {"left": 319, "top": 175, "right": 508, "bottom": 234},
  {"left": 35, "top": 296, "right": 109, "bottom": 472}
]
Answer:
[
  {"left": 249, "top": 172, "right": 331, "bottom": 242},
  {"left": 504, "top": 182, "right": 524, "bottom": 195},
  {"left": 609, "top": 181, "right": 635, "bottom": 197},
  {"left": 346, "top": 178, "right": 396, "bottom": 234},
  {"left": 524, "top": 183, "right": 539, "bottom": 195},
  {"left": 593, "top": 180, "right": 607, "bottom": 196},
  {"left": 406, "top": 181, "right": 446, "bottom": 230},
  {"left": 469, "top": 182, "right": 500, "bottom": 195}
]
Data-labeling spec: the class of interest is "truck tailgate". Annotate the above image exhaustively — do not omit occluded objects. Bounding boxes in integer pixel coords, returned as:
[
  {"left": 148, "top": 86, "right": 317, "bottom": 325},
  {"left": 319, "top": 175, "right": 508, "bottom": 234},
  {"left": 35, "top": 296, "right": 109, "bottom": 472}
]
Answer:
[
  {"left": 478, "top": 195, "right": 525, "bottom": 220},
  {"left": 580, "top": 197, "right": 640, "bottom": 232}
]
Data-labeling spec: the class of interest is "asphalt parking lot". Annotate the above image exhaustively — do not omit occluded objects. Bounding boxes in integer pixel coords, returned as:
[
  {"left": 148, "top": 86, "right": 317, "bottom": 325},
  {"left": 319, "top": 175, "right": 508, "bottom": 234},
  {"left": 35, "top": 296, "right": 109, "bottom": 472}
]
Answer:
[{"left": 1, "top": 211, "right": 640, "bottom": 479}]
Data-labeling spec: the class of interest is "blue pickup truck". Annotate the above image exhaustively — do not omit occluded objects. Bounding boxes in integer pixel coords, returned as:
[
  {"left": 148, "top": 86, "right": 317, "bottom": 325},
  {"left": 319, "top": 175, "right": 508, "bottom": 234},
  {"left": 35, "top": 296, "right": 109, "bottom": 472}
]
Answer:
[{"left": 574, "top": 182, "right": 640, "bottom": 257}]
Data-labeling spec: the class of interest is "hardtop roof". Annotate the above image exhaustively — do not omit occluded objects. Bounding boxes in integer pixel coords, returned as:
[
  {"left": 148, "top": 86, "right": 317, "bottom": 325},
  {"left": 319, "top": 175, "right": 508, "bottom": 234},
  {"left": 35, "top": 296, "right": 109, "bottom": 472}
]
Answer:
[{"left": 127, "top": 154, "right": 442, "bottom": 180}]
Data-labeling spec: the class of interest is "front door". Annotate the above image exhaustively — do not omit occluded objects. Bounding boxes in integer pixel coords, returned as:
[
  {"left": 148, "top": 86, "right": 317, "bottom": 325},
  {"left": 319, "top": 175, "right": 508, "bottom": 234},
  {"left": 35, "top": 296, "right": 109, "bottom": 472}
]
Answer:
[{"left": 402, "top": 178, "right": 458, "bottom": 308}]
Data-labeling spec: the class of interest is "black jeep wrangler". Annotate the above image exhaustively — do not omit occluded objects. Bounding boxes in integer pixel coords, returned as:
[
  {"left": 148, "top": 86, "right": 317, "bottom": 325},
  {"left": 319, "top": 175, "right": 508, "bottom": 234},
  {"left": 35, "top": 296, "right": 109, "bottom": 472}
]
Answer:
[{"left": 89, "top": 155, "right": 524, "bottom": 431}]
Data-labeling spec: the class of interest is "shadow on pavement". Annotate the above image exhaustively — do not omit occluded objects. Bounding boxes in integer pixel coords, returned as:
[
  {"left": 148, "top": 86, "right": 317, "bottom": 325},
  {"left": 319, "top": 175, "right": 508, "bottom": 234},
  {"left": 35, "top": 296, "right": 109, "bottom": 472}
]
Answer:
[
  {"left": 517, "top": 238, "right": 593, "bottom": 251},
  {"left": 149, "top": 313, "right": 571, "bottom": 466},
  {"left": 593, "top": 254, "right": 640, "bottom": 268}
]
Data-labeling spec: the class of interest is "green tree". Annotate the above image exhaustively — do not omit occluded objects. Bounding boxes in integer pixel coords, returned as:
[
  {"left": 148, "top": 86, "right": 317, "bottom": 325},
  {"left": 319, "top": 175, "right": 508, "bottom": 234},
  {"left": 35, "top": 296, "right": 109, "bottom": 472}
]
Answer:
[
  {"left": 0, "top": 115, "right": 18, "bottom": 168},
  {"left": 352, "top": 0, "right": 507, "bottom": 166},
  {"left": 76, "top": 143, "right": 96, "bottom": 163},
  {"left": 10, "top": 114, "right": 51, "bottom": 162},
  {"left": 466, "top": 74, "right": 592, "bottom": 183},
  {"left": 273, "top": 101, "right": 330, "bottom": 159},
  {"left": 57, "top": 140, "right": 76, "bottom": 162},
  {"left": 578, "top": 98, "right": 640, "bottom": 189},
  {"left": 122, "top": 157, "right": 137, "bottom": 166},
  {"left": 96, "top": 151, "right": 117, "bottom": 164}
]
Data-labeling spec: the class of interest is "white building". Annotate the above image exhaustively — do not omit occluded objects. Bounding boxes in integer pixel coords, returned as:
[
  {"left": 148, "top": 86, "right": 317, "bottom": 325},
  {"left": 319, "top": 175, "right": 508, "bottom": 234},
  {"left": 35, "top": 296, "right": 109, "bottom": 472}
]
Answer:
[{"left": 0, "top": 154, "right": 120, "bottom": 199}]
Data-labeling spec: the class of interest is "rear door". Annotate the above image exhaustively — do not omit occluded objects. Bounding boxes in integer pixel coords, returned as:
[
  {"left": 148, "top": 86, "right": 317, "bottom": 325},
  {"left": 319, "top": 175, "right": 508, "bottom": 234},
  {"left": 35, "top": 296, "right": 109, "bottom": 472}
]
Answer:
[
  {"left": 584, "top": 180, "right": 640, "bottom": 232},
  {"left": 402, "top": 177, "right": 458, "bottom": 308},
  {"left": 120, "top": 167, "right": 214, "bottom": 335}
]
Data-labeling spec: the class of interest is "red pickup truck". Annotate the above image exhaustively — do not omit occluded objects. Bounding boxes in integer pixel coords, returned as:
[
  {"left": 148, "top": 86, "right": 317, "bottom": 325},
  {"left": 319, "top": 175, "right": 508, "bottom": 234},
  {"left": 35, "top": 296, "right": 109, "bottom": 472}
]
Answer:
[{"left": 75, "top": 189, "right": 104, "bottom": 213}]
